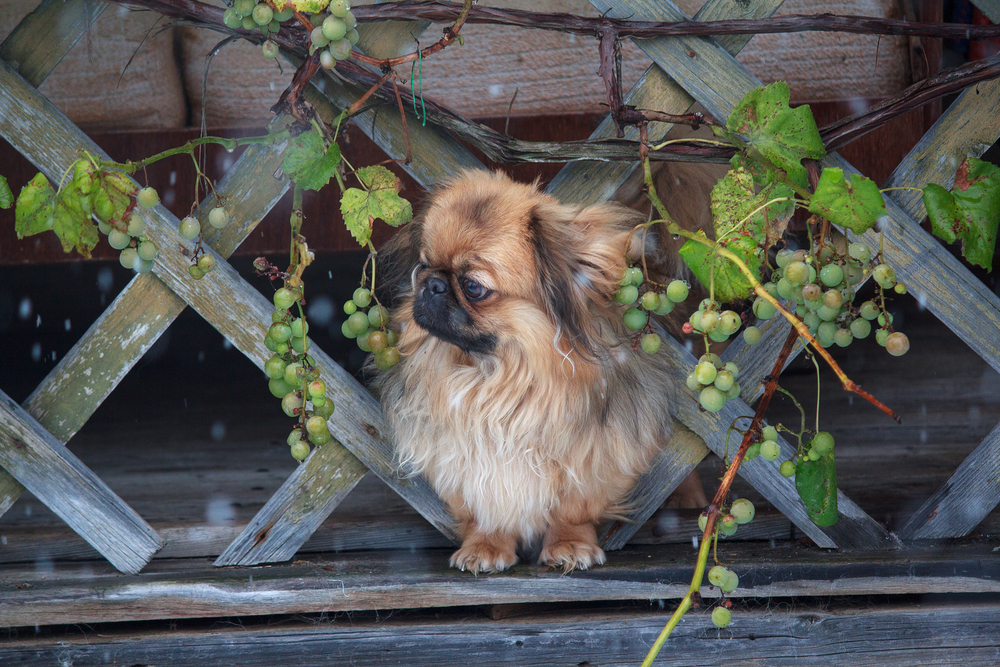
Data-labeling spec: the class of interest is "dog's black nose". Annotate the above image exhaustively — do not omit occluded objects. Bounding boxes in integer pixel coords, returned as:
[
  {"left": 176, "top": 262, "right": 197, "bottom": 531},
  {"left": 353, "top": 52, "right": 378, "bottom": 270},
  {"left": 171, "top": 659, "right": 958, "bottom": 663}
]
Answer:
[{"left": 426, "top": 275, "right": 448, "bottom": 295}]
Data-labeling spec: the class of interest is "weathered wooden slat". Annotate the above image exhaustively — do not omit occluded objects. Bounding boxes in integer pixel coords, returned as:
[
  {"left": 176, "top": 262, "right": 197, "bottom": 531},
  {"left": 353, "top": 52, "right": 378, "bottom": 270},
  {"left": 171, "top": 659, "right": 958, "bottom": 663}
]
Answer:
[
  {"left": 6, "top": 599, "right": 1000, "bottom": 666},
  {"left": 899, "top": 420, "right": 1000, "bottom": 539},
  {"left": 547, "top": 0, "right": 784, "bottom": 207},
  {"left": 0, "top": 390, "right": 161, "bottom": 574},
  {"left": 0, "top": 0, "right": 105, "bottom": 88},
  {"left": 971, "top": 0, "right": 1000, "bottom": 23},
  {"left": 2, "top": 542, "right": 998, "bottom": 627}
]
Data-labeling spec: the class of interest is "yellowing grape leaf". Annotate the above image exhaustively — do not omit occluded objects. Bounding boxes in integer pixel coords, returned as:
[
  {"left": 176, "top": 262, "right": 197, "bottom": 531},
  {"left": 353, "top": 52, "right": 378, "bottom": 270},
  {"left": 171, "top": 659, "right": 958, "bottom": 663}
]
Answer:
[
  {"left": 924, "top": 158, "right": 1000, "bottom": 271},
  {"left": 0, "top": 175, "right": 13, "bottom": 209},
  {"left": 282, "top": 131, "right": 342, "bottom": 192},
  {"left": 808, "top": 167, "right": 887, "bottom": 234},
  {"left": 795, "top": 454, "right": 838, "bottom": 527},
  {"left": 340, "top": 165, "right": 413, "bottom": 246},
  {"left": 272, "top": 0, "right": 329, "bottom": 13},
  {"left": 711, "top": 167, "right": 795, "bottom": 243},
  {"left": 15, "top": 173, "right": 56, "bottom": 238},
  {"left": 726, "top": 82, "right": 825, "bottom": 188},
  {"left": 52, "top": 180, "right": 99, "bottom": 258},
  {"left": 678, "top": 231, "right": 762, "bottom": 303}
]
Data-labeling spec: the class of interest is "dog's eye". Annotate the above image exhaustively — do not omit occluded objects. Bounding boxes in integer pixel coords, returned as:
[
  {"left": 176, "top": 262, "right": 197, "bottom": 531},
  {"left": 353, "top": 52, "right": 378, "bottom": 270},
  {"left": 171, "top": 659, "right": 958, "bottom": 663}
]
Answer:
[{"left": 460, "top": 277, "right": 489, "bottom": 301}]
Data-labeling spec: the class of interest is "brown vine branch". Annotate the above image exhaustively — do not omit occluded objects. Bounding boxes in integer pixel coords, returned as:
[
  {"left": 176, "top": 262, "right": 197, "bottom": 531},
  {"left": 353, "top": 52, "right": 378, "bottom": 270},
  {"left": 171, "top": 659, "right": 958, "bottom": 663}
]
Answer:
[
  {"left": 349, "top": 0, "right": 473, "bottom": 69},
  {"left": 352, "top": 1, "right": 1000, "bottom": 42}
]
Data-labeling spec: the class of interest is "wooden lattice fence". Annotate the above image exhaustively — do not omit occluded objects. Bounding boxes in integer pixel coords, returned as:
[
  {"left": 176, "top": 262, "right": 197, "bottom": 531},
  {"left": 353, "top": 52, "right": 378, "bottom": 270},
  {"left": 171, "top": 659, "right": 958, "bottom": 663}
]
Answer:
[{"left": 1, "top": 0, "right": 999, "bottom": 584}]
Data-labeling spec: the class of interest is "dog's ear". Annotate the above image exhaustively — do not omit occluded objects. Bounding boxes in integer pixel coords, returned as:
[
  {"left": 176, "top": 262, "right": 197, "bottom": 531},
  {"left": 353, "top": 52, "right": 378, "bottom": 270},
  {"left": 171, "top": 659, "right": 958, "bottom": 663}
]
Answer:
[
  {"left": 529, "top": 200, "right": 645, "bottom": 358},
  {"left": 375, "top": 219, "right": 423, "bottom": 309}
]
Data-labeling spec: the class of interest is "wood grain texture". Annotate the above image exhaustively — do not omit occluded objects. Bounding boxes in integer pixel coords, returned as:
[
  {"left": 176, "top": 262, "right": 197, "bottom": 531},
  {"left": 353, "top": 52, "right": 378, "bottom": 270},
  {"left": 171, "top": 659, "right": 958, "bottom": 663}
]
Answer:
[
  {"left": 0, "top": 390, "right": 161, "bottom": 574},
  {"left": 0, "top": 0, "right": 105, "bottom": 88},
  {"left": 3, "top": 541, "right": 999, "bottom": 627},
  {"left": 547, "top": 0, "right": 784, "bottom": 206},
  {"left": 5, "top": 599, "right": 1000, "bottom": 666},
  {"left": 899, "top": 420, "right": 1000, "bottom": 539}
]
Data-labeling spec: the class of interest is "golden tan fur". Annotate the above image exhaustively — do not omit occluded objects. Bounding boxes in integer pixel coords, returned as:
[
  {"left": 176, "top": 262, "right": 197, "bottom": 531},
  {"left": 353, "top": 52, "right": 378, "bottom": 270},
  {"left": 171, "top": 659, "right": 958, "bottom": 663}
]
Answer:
[{"left": 374, "top": 170, "right": 687, "bottom": 573}]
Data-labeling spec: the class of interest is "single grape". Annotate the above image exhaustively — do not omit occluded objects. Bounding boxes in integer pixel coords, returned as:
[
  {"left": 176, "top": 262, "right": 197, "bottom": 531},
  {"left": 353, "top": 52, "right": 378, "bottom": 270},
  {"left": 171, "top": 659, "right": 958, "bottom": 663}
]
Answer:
[
  {"left": 368, "top": 330, "right": 388, "bottom": 352},
  {"left": 822, "top": 289, "right": 843, "bottom": 310},
  {"left": 759, "top": 440, "right": 780, "bottom": 461},
  {"left": 283, "top": 361, "right": 304, "bottom": 386},
  {"left": 124, "top": 215, "right": 144, "bottom": 238},
  {"left": 274, "top": 6, "right": 294, "bottom": 21},
  {"left": 803, "top": 311, "right": 821, "bottom": 332},
  {"left": 719, "top": 521, "right": 738, "bottom": 537},
  {"left": 640, "top": 291, "right": 661, "bottom": 311},
  {"left": 269, "top": 322, "right": 292, "bottom": 343},
  {"left": 311, "top": 26, "right": 330, "bottom": 47},
  {"left": 356, "top": 327, "right": 375, "bottom": 352},
  {"left": 290, "top": 336, "right": 306, "bottom": 354},
  {"left": 281, "top": 391, "right": 303, "bottom": 417},
  {"left": 342, "top": 10, "right": 356, "bottom": 29},
  {"left": 345, "top": 28, "right": 360, "bottom": 45},
  {"left": 698, "top": 513, "right": 708, "bottom": 532},
  {"left": 375, "top": 346, "right": 401, "bottom": 370},
  {"left": 137, "top": 240, "right": 157, "bottom": 261},
  {"left": 886, "top": 331, "right": 910, "bottom": 356},
  {"left": 730, "top": 498, "right": 755, "bottom": 524},
  {"left": 894, "top": 282, "right": 908, "bottom": 295},
  {"left": 640, "top": 333, "right": 661, "bottom": 354},
  {"left": 745, "top": 442, "right": 761, "bottom": 460},
  {"left": 686, "top": 371, "right": 702, "bottom": 392},
  {"left": 834, "top": 328, "right": 854, "bottom": 347},
  {"left": 305, "top": 415, "right": 328, "bottom": 437},
  {"left": 275, "top": 341, "right": 289, "bottom": 354},
  {"left": 264, "top": 355, "right": 287, "bottom": 379},
  {"left": 234, "top": 0, "right": 254, "bottom": 15},
  {"left": 779, "top": 460, "right": 797, "bottom": 477},
  {"left": 341, "top": 320, "right": 358, "bottom": 339},
  {"left": 274, "top": 287, "right": 296, "bottom": 310},
  {"left": 711, "top": 605, "right": 732, "bottom": 629},
  {"left": 386, "top": 329, "right": 399, "bottom": 347},
  {"left": 328, "top": 0, "right": 351, "bottom": 17},
  {"left": 725, "top": 382, "right": 741, "bottom": 401},
  {"left": 223, "top": 6, "right": 242, "bottom": 28},
  {"left": 623, "top": 307, "right": 648, "bottom": 331},
  {"left": 873, "top": 264, "right": 897, "bottom": 289},
  {"left": 343, "top": 300, "right": 357, "bottom": 315},
  {"left": 136, "top": 186, "right": 159, "bottom": 209},
  {"left": 708, "top": 565, "right": 729, "bottom": 587},
  {"left": 752, "top": 297, "right": 777, "bottom": 321},
  {"left": 268, "top": 377, "right": 295, "bottom": 399},
  {"left": 179, "top": 216, "right": 200, "bottom": 239},
  {"left": 329, "top": 38, "right": 352, "bottom": 60},
  {"left": 290, "top": 317, "right": 309, "bottom": 338},
  {"left": 763, "top": 281, "right": 778, "bottom": 298},
  {"left": 816, "top": 305, "right": 839, "bottom": 322},
  {"left": 266, "top": 19, "right": 280, "bottom": 34},
  {"left": 721, "top": 514, "right": 738, "bottom": 531},
  {"left": 666, "top": 280, "right": 689, "bottom": 303},
  {"left": 313, "top": 397, "right": 336, "bottom": 419},
  {"left": 119, "top": 247, "right": 139, "bottom": 270},
  {"left": 713, "top": 370, "right": 734, "bottom": 392},
  {"left": 699, "top": 386, "right": 726, "bottom": 412},
  {"left": 347, "top": 313, "right": 369, "bottom": 335},
  {"left": 308, "top": 426, "right": 332, "bottom": 446},
  {"left": 699, "top": 353, "right": 722, "bottom": 367},
  {"left": 743, "top": 326, "right": 762, "bottom": 345},
  {"left": 290, "top": 440, "right": 311, "bottom": 461},
  {"left": 319, "top": 48, "right": 336, "bottom": 69},
  {"left": 272, "top": 309, "right": 289, "bottom": 324},
  {"left": 848, "top": 242, "right": 871, "bottom": 263},
  {"left": 252, "top": 2, "right": 273, "bottom": 24},
  {"left": 241, "top": 14, "right": 257, "bottom": 30},
  {"left": 817, "top": 321, "right": 838, "bottom": 346},
  {"left": 108, "top": 229, "right": 131, "bottom": 250},
  {"left": 698, "top": 298, "right": 718, "bottom": 312},
  {"left": 653, "top": 294, "right": 675, "bottom": 316},
  {"left": 849, "top": 318, "right": 871, "bottom": 339},
  {"left": 208, "top": 207, "right": 230, "bottom": 229},
  {"left": 615, "top": 285, "right": 639, "bottom": 305},
  {"left": 761, "top": 425, "right": 778, "bottom": 441},
  {"left": 776, "top": 277, "right": 793, "bottom": 300},
  {"left": 720, "top": 571, "right": 739, "bottom": 593},
  {"left": 784, "top": 260, "right": 809, "bottom": 285},
  {"left": 718, "top": 310, "right": 741, "bottom": 335},
  {"left": 775, "top": 248, "right": 794, "bottom": 268},
  {"left": 197, "top": 254, "right": 216, "bottom": 273},
  {"left": 802, "top": 283, "right": 821, "bottom": 302},
  {"left": 263, "top": 334, "right": 277, "bottom": 351},
  {"left": 98, "top": 219, "right": 113, "bottom": 236},
  {"left": 860, "top": 301, "right": 880, "bottom": 320},
  {"left": 308, "top": 379, "right": 326, "bottom": 398},
  {"left": 353, "top": 287, "right": 372, "bottom": 308},
  {"left": 689, "top": 311, "right": 703, "bottom": 332},
  {"left": 322, "top": 15, "right": 347, "bottom": 41},
  {"left": 877, "top": 312, "right": 894, "bottom": 327},
  {"left": 694, "top": 361, "right": 718, "bottom": 386},
  {"left": 723, "top": 362, "right": 739, "bottom": 379},
  {"left": 700, "top": 310, "right": 720, "bottom": 333},
  {"left": 262, "top": 40, "right": 279, "bottom": 59},
  {"left": 136, "top": 259, "right": 154, "bottom": 274},
  {"left": 819, "top": 263, "right": 844, "bottom": 287},
  {"left": 811, "top": 431, "right": 835, "bottom": 456},
  {"left": 287, "top": 429, "right": 303, "bottom": 448}
]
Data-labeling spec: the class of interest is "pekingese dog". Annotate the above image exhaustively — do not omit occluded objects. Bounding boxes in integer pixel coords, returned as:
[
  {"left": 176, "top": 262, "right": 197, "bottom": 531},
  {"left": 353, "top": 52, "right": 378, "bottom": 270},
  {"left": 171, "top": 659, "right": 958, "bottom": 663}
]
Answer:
[{"left": 374, "top": 169, "right": 705, "bottom": 574}]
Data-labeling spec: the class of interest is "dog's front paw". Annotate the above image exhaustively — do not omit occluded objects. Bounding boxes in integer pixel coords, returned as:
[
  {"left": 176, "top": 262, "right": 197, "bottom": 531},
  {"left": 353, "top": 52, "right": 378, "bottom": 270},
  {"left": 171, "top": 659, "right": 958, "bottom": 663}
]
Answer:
[
  {"left": 539, "top": 540, "right": 606, "bottom": 572},
  {"left": 450, "top": 541, "right": 518, "bottom": 574}
]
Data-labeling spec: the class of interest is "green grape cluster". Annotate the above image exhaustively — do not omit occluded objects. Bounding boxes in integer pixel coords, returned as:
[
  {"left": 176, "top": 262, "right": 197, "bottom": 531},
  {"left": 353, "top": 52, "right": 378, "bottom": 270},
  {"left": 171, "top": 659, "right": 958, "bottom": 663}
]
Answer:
[
  {"left": 755, "top": 243, "right": 910, "bottom": 356},
  {"left": 224, "top": 0, "right": 295, "bottom": 48},
  {"left": 177, "top": 205, "right": 231, "bottom": 280},
  {"left": 685, "top": 352, "right": 741, "bottom": 413},
  {"left": 774, "top": 430, "right": 835, "bottom": 479},
  {"left": 744, "top": 424, "right": 781, "bottom": 462},
  {"left": 698, "top": 497, "right": 755, "bottom": 541},
  {"left": 613, "top": 267, "right": 691, "bottom": 355},
  {"left": 308, "top": 0, "right": 360, "bottom": 69},
  {"left": 103, "top": 184, "right": 160, "bottom": 273},
  {"left": 342, "top": 286, "right": 401, "bottom": 370},
  {"left": 264, "top": 286, "right": 335, "bottom": 461}
]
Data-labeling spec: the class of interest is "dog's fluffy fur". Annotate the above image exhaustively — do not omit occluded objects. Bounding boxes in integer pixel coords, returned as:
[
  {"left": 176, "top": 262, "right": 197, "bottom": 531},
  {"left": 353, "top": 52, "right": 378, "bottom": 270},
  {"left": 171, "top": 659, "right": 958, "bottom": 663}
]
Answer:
[{"left": 374, "top": 170, "right": 690, "bottom": 573}]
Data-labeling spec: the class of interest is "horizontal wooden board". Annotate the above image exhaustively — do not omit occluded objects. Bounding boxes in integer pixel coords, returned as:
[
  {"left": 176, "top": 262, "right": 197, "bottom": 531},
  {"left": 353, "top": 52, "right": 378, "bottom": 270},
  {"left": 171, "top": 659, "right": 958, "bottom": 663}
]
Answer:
[{"left": 2, "top": 540, "right": 999, "bottom": 628}]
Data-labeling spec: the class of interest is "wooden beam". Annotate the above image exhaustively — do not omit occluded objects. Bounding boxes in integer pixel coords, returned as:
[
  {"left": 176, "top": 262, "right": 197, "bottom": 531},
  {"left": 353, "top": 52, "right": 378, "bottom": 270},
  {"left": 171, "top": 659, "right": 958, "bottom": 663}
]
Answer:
[
  {"left": 3, "top": 542, "right": 999, "bottom": 627},
  {"left": 0, "top": 390, "right": 161, "bottom": 574},
  {"left": 0, "top": 0, "right": 105, "bottom": 87}
]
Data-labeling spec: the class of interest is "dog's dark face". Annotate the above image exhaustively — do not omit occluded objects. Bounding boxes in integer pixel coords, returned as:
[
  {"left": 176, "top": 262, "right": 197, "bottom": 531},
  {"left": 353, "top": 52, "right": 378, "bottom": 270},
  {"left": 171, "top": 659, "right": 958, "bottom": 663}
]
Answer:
[{"left": 383, "top": 171, "right": 648, "bottom": 361}]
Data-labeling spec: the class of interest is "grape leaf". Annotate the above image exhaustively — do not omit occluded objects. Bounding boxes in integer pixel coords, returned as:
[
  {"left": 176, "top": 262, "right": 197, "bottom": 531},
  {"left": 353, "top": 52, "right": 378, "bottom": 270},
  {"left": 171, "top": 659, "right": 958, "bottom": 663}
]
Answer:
[
  {"left": 795, "top": 454, "right": 838, "bottom": 527},
  {"left": 15, "top": 173, "right": 56, "bottom": 238},
  {"left": 711, "top": 167, "right": 795, "bottom": 243},
  {"left": 92, "top": 171, "right": 135, "bottom": 224},
  {"left": 0, "top": 175, "right": 13, "bottom": 209},
  {"left": 340, "top": 166, "right": 413, "bottom": 246},
  {"left": 808, "top": 167, "right": 887, "bottom": 234},
  {"left": 678, "top": 230, "right": 762, "bottom": 303},
  {"left": 924, "top": 158, "right": 1000, "bottom": 271},
  {"left": 726, "top": 82, "right": 825, "bottom": 188},
  {"left": 282, "top": 131, "right": 342, "bottom": 192},
  {"left": 52, "top": 180, "right": 99, "bottom": 258}
]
